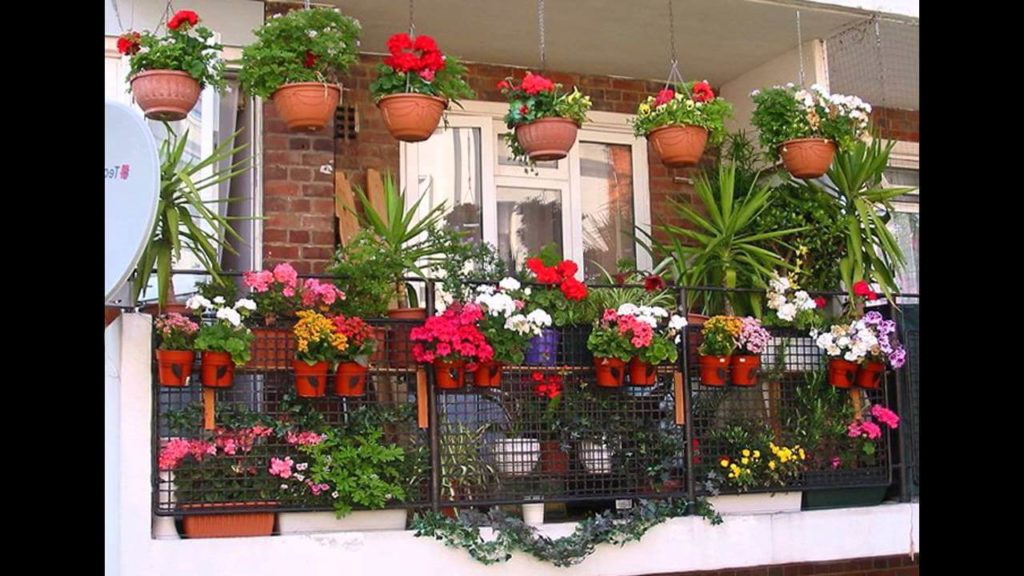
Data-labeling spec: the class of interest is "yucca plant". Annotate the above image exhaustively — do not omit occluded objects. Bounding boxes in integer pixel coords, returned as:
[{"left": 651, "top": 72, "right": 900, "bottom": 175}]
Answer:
[
  {"left": 638, "top": 163, "right": 805, "bottom": 316},
  {"left": 134, "top": 126, "right": 251, "bottom": 307},
  {"left": 800, "top": 139, "right": 911, "bottom": 301}
]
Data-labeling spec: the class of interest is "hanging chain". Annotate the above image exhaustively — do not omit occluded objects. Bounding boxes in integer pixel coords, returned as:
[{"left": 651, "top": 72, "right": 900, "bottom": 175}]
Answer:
[
  {"left": 112, "top": 0, "right": 126, "bottom": 31},
  {"left": 664, "top": 0, "right": 684, "bottom": 88},
  {"left": 873, "top": 15, "right": 887, "bottom": 107},
  {"left": 538, "top": 0, "right": 546, "bottom": 70},
  {"left": 409, "top": 0, "right": 416, "bottom": 38},
  {"left": 153, "top": 0, "right": 174, "bottom": 34},
  {"left": 796, "top": 9, "right": 806, "bottom": 87}
]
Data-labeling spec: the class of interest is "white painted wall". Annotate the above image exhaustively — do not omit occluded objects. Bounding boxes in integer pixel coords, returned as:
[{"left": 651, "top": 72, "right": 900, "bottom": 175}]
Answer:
[
  {"left": 805, "top": 0, "right": 919, "bottom": 19},
  {"left": 104, "top": 0, "right": 263, "bottom": 47},
  {"left": 105, "top": 315, "right": 123, "bottom": 576},
  {"left": 720, "top": 40, "right": 828, "bottom": 137}
]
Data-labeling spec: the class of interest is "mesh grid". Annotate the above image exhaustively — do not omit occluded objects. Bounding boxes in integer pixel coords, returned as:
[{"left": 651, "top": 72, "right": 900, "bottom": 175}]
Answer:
[{"left": 826, "top": 16, "right": 919, "bottom": 111}]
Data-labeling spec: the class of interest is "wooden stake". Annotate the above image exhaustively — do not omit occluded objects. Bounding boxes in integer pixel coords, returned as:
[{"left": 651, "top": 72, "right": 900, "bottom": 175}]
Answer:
[
  {"left": 674, "top": 371, "right": 686, "bottom": 425},
  {"left": 203, "top": 388, "right": 216, "bottom": 431},
  {"left": 850, "top": 388, "right": 864, "bottom": 416},
  {"left": 366, "top": 169, "right": 388, "bottom": 226},
  {"left": 417, "top": 367, "right": 429, "bottom": 429},
  {"left": 335, "top": 171, "right": 360, "bottom": 246}
]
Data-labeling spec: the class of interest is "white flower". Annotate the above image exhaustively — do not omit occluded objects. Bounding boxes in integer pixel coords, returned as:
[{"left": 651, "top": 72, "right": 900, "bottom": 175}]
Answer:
[
  {"left": 526, "top": 309, "right": 552, "bottom": 328},
  {"left": 296, "top": 463, "right": 308, "bottom": 471},
  {"left": 186, "top": 295, "right": 213, "bottom": 310},
  {"left": 767, "top": 294, "right": 787, "bottom": 311},
  {"left": 668, "top": 315, "right": 687, "bottom": 330},
  {"left": 475, "top": 284, "right": 495, "bottom": 296},
  {"left": 294, "top": 473, "right": 305, "bottom": 482},
  {"left": 216, "top": 307, "right": 242, "bottom": 327},
  {"left": 499, "top": 277, "right": 521, "bottom": 292},
  {"left": 777, "top": 303, "right": 797, "bottom": 322},
  {"left": 524, "top": 287, "right": 532, "bottom": 296},
  {"left": 843, "top": 351, "right": 859, "bottom": 362},
  {"left": 750, "top": 89, "right": 760, "bottom": 97},
  {"left": 769, "top": 274, "right": 790, "bottom": 294},
  {"left": 308, "top": 30, "right": 318, "bottom": 38},
  {"left": 617, "top": 303, "right": 640, "bottom": 317},
  {"left": 234, "top": 298, "right": 257, "bottom": 311},
  {"left": 331, "top": 491, "right": 339, "bottom": 499},
  {"left": 280, "top": 484, "right": 289, "bottom": 490},
  {"left": 836, "top": 336, "right": 851, "bottom": 348},
  {"left": 786, "top": 82, "right": 795, "bottom": 88},
  {"left": 213, "top": 296, "right": 225, "bottom": 305}
]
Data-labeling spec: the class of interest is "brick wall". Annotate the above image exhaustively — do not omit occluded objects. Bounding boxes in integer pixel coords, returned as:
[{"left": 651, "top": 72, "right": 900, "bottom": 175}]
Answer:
[
  {"left": 649, "top": 554, "right": 920, "bottom": 576},
  {"left": 872, "top": 107, "right": 919, "bottom": 142}
]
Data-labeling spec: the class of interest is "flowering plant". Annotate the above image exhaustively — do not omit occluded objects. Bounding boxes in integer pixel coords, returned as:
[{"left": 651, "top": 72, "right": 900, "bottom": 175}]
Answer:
[
  {"left": 630, "top": 81, "right": 732, "bottom": 143},
  {"left": 613, "top": 304, "right": 688, "bottom": 365},
  {"left": 154, "top": 312, "right": 199, "bottom": 350},
  {"left": 158, "top": 424, "right": 276, "bottom": 504},
  {"left": 734, "top": 317, "right": 770, "bottom": 355},
  {"left": 331, "top": 314, "right": 377, "bottom": 364},
  {"left": 697, "top": 315, "right": 740, "bottom": 356},
  {"left": 523, "top": 247, "right": 596, "bottom": 327},
  {"left": 527, "top": 371, "right": 565, "bottom": 437},
  {"left": 410, "top": 302, "right": 494, "bottom": 367},
  {"left": 764, "top": 272, "right": 823, "bottom": 329},
  {"left": 298, "top": 278, "right": 347, "bottom": 314},
  {"left": 751, "top": 84, "right": 871, "bottom": 160},
  {"left": 498, "top": 72, "right": 592, "bottom": 165},
  {"left": 292, "top": 310, "right": 348, "bottom": 365},
  {"left": 187, "top": 295, "right": 257, "bottom": 365},
  {"left": 587, "top": 308, "right": 646, "bottom": 361},
  {"left": 821, "top": 404, "right": 900, "bottom": 470},
  {"left": 239, "top": 7, "right": 361, "bottom": 99},
  {"left": 243, "top": 263, "right": 300, "bottom": 322},
  {"left": 118, "top": 10, "right": 226, "bottom": 91},
  {"left": 369, "top": 33, "right": 474, "bottom": 104},
  {"left": 473, "top": 278, "right": 550, "bottom": 365},
  {"left": 812, "top": 311, "right": 905, "bottom": 368},
  {"left": 714, "top": 443, "right": 807, "bottom": 492}
]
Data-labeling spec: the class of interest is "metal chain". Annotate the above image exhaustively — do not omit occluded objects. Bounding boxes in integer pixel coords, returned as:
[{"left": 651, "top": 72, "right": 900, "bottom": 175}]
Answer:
[
  {"left": 409, "top": 0, "right": 416, "bottom": 38},
  {"left": 874, "top": 15, "right": 887, "bottom": 107},
  {"left": 153, "top": 0, "right": 174, "bottom": 35},
  {"left": 112, "top": 0, "right": 126, "bottom": 32},
  {"left": 796, "top": 9, "right": 806, "bottom": 87},
  {"left": 538, "top": 0, "right": 546, "bottom": 70},
  {"left": 664, "top": 0, "right": 683, "bottom": 88}
]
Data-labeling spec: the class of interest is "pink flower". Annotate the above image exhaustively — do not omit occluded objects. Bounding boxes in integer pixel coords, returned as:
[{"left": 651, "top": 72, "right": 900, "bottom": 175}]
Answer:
[
  {"left": 870, "top": 405, "right": 900, "bottom": 429},
  {"left": 521, "top": 72, "right": 555, "bottom": 95},
  {"left": 269, "top": 457, "right": 294, "bottom": 479},
  {"left": 846, "top": 421, "right": 862, "bottom": 438},
  {"left": 250, "top": 425, "right": 273, "bottom": 438},
  {"left": 419, "top": 69, "right": 436, "bottom": 82},
  {"left": 830, "top": 456, "right": 842, "bottom": 469},
  {"left": 653, "top": 88, "right": 675, "bottom": 107},
  {"left": 860, "top": 421, "right": 882, "bottom": 440},
  {"left": 602, "top": 309, "right": 618, "bottom": 322},
  {"left": 283, "top": 287, "right": 295, "bottom": 298},
  {"left": 286, "top": 431, "right": 326, "bottom": 446},
  {"left": 273, "top": 263, "right": 298, "bottom": 289}
]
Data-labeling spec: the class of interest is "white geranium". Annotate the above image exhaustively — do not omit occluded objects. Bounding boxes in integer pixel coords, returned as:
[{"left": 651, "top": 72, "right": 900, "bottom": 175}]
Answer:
[
  {"left": 475, "top": 284, "right": 495, "bottom": 296},
  {"left": 475, "top": 292, "right": 517, "bottom": 318},
  {"left": 186, "top": 295, "right": 213, "bottom": 311},
  {"left": 777, "top": 303, "right": 798, "bottom": 322},
  {"left": 526, "top": 309, "right": 552, "bottom": 328},
  {"left": 668, "top": 315, "right": 687, "bottom": 330},
  {"left": 498, "top": 277, "right": 521, "bottom": 292},
  {"left": 216, "top": 307, "right": 242, "bottom": 327},
  {"left": 234, "top": 298, "right": 257, "bottom": 311},
  {"left": 213, "top": 296, "right": 226, "bottom": 305},
  {"left": 617, "top": 303, "right": 640, "bottom": 317}
]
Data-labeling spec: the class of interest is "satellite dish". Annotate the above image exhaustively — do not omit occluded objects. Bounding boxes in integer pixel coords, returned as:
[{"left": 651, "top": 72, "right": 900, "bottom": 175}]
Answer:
[{"left": 105, "top": 101, "right": 160, "bottom": 304}]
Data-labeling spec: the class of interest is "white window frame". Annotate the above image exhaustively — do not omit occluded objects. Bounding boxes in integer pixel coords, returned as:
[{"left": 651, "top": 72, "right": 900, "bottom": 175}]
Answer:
[{"left": 399, "top": 101, "right": 652, "bottom": 275}]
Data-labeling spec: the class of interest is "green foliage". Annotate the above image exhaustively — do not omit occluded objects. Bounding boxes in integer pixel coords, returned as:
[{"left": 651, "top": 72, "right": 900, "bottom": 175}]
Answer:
[
  {"left": 329, "top": 230, "right": 405, "bottom": 317},
  {"left": 123, "top": 20, "right": 226, "bottom": 90},
  {"left": 527, "top": 287, "right": 597, "bottom": 327},
  {"left": 431, "top": 228, "right": 507, "bottom": 302},
  {"left": 586, "top": 324, "right": 634, "bottom": 361},
  {"left": 195, "top": 278, "right": 238, "bottom": 305},
  {"left": 439, "top": 419, "right": 497, "bottom": 502},
  {"left": 370, "top": 55, "right": 475, "bottom": 103},
  {"left": 239, "top": 7, "right": 361, "bottom": 99},
  {"left": 499, "top": 73, "right": 592, "bottom": 167},
  {"left": 630, "top": 81, "right": 733, "bottom": 144},
  {"left": 750, "top": 85, "right": 871, "bottom": 160},
  {"left": 479, "top": 313, "right": 528, "bottom": 365},
  {"left": 134, "top": 126, "right": 251, "bottom": 307},
  {"left": 636, "top": 334, "right": 678, "bottom": 365},
  {"left": 194, "top": 319, "right": 254, "bottom": 366},
  {"left": 412, "top": 498, "right": 721, "bottom": 567}
]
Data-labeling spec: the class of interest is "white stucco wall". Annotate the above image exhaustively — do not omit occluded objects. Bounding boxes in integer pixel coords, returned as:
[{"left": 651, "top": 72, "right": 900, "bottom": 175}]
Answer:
[
  {"left": 104, "top": 0, "right": 263, "bottom": 47},
  {"left": 805, "top": 0, "right": 918, "bottom": 19}
]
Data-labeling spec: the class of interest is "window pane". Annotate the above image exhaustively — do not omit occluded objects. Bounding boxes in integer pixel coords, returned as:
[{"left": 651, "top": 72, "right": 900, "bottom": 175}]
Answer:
[
  {"left": 888, "top": 211, "right": 919, "bottom": 294},
  {"left": 497, "top": 134, "right": 559, "bottom": 170},
  {"left": 415, "top": 127, "right": 484, "bottom": 242},
  {"left": 496, "top": 187, "right": 563, "bottom": 272},
  {"left": 579, "top": 142, "right": 635, "bottom": 280}
]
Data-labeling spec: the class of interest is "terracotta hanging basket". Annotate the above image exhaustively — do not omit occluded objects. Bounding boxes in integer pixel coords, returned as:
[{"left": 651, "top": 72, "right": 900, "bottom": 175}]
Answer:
[
  {"left": 378, "top": 93, "right": 447, "bottom": 142},
  {"left": 647, "top": 124, "right": 709, "bottom": 167},
  {"left": 515, "top": 117, "right": 579, "bottom": 161},
  {"left": 433, "top": 358, "right": 465, "bottom": 390},
  {"left": 778, "top": 138, "right": 836, "bottom": 179},
  {"left": 826, "top": 358, "right": 858, "bottom": 389},
  {"left": 697, "top": 355, "right": 730, "bottom": 387},
  {"left": 335, "top": 361, "right": 369, "bottom": 397},
  {"left": 628, "top": 358, "right": 658, "bottom": 386},
  {"left": 200, "top": 351, "right": 235, "bottom": 388},
  {"left": 855, "top": 361, "right": 886, "bottom": 389},
  {"left": 156, "top": 349, "right": 195, "bottom": 387},
  {"left": 730, "top": 354, "right": 761, "bottom": 387},
  {"left": 473, "top": 361, "right": 504, "bottom": 388},
  {"left": 130, "top": 70, "right": 201, "bottom": 121},
  {"left": 293, "top": 360, "right": 329, "bottom": 398},
  {"left": 271, "top": 82, "right": 341, "bottom": 131},
  {"left": 593, "top": 357, "right": 626, "bottom": 388}
]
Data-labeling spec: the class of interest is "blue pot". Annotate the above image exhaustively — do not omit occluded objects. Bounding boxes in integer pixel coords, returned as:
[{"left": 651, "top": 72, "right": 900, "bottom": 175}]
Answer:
[{"left": 525, "top": 328, "right": 559, "bottom": 366}]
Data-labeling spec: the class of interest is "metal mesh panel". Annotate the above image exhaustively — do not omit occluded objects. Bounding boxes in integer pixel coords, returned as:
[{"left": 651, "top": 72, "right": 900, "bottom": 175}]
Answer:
[{"left": 826, "top": 16, "right": 919, "bottom": 111}]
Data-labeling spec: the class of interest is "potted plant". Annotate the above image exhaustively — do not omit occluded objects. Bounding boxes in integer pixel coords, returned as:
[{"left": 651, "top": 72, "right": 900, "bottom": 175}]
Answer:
[
  {"left": 750, "top": 83, "right": 872, "bottom": 179},
  {"left": 332, "top": 314, "right": 377, "bottom": 396},
  {"left": 631, "top": 81, "right": 732, "bottom": 167},
  {"left": 586, "top": 309, "right": 637, "bottom": 388},
  {"left": 240, "top": 7, "right": 361, "bottom": 131},
  {"left": 188, "top": 295, "right": 257, "bottom": 387},
  {"left": 617, "top": 304, "right": 687, "bottom": 386},
  {"left": 730, "top": 317, "right": 770, "bottom": 386},
  {"left": 498, "top": 72, "right": 592, "bottom": 164},
  {"left": 439, "top": 419, "right": 497, "bottom": 516},
  {"left": 410, "top": 302, "right": 494, "bottom": 390},
  {"left": 696, "top": 315, "right": 739, "bottom": 386},
  {"left": 290, "top": 310, "right": 348, "bottom": 398},
  {"left": 370, "top": 33, "right": 475, "bottom": 142},
  {"left": 471, "top": 278, "right": 546, "bottom": 387},
  {"left": 118, "top": 10, "right": 226, "bottom": 120},
  {"left": 243, "top": 263, "right": 300, "bottom": 369},
  {"left": 153, "top": 312, "right": 200, "bottom": 387},
  {"left": 813, "top": 310, "right": 905, "bottom": 389},
  {"left": 523, "top": 248, "right": 593, "bottom": 366},
  {"left": 562, "top": 391, "right": 626, "bottom": 475},
  {"left": 527, "top": 371, "right": 569, "bottom": 475}
]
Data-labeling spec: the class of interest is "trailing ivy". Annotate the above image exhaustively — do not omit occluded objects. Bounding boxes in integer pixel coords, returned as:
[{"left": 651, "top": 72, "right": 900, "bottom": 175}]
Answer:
[{"left": 412, "top": 498, "right": 722, "bottom": 567}]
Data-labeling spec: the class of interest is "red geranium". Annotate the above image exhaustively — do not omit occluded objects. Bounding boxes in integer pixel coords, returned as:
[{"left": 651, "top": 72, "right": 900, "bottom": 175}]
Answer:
[
  {"left": 384, "top": 32, "right": 445, "bottom": 74},
  {"left": 117, "top": 32, "right": 141, "bottom": 55},
  {"left": 167, "top": 10, "right": 199, "bottom": 31},
  {"left": 533, "top": 373, "right": 563, "bottom": 399},
  {"left": 420, "top": 50, "right": 446, "bottom": 72},
  {"left": 691, "top": 81, "right": 714, "bottom": 103},
  {"left": 644, "top": 274, "right": 667, "bottom": 292},
  {"left": 413, "top": 35, "right": 438, "bottom": 53},
  {"left": 814, "top": 296, "right": 827, "bottom": 309},
  {"left": 497, "top": 80, "right": 511, "bottom": 90},
  {"left": 527, "top": 258, "right": 561, "bottom": 284},
  {"left": 303, "top": 50, "right": 318, "bottom": 69},
  {"left": 852, "top": 280, "right": 878, "bottom": 301},
  {"left": 653, "top": 88, "right": 675, "bottom": 107},
  {"left": 410, "top": 302, "right": 494, "bottom": 367},
  {"left": 386, "top": 33, "right": 414, "bottom": 54},
  {"left": 521, "top": 72, "right": 555, "bottom": 95},
  {"left": 556, "top": 260, "right": 578, "bottom": 279},
  {"left": 560, "top": 277, "right": 588, "bottom": 301}
]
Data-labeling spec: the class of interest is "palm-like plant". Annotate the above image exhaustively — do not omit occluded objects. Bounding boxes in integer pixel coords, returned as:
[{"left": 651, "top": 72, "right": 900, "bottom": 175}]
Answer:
[
  {"left": 638, "top": 163, "right": 805, "bottom": 315},
  {"left": 800, "top": 139, "right": 911, "bottom": 300},
  {"left": 134, "top": 126, "right": 251, "bottom": 307}
]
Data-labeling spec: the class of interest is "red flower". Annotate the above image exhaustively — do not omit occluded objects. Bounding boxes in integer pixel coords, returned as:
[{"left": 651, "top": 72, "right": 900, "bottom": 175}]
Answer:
[
  {"left": 527, "top": 258, "right": 560, "bottom": 283},
  {"left": 691, "top": 81, "right": 714, "bottom": 103},
  {"left": 117, "top": 32, "right": 141, "bottom": 55},
  {"left": 167, "top": 10, "right": 199, "bottom": 30},
  {"left": 814, "top": 296, "right": 827, "bottom": 309},
  {"left": 560, "top": 278, "right": 588, "bottom": 301},
  {"left": 556, "top": 260, "right": 578, "bottom": 280},
  {"left": 420, "top": 50, "right": 445, "bottom": 72},
  {"left": 386, "top": 33, "right": 414, "bottom": 55},
  {"left": 643, "top": 274, "right": 666, "bottom": 292},
  {"left": 497, "top": 80, "right": 511, "bottom": 90},
  {"left": 385, "top": 52, "right": 421, "bottom": 73},
  {"left": 413, "top": 35, "right": 438, "bottom": 53},
  {"left": 611, "top": 273, "right": 628, "bottom": 286},
  {"left": 303, "top": 50, "right": 318, "bottom": 69},
  {"left": 852, "top": 281, "right": 878, "bottom": 300},
  {"left": 521, "top": 72, "right": 555, "bottom": 95},
  {"left": 531, "top": 371, "right": 545, "bottom": 382},
  {"left": 653, "top": 88, "right": 675, "bottom": 107},
  {"left": 533, "top": 376, "right": 562, "bottom": 399}
]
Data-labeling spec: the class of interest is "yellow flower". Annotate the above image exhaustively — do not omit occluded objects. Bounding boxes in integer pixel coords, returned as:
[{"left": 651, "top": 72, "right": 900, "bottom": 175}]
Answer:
[
  {"left": 741, "top": 449, "right": 751, "bottom": 457},
  {"left": 638, "top": 103, "right": 651, "bottom": 114},
  {"left": 741, "top": 457, "right": 749, "bottom": 465},
  {"left": 720, "top": 459, "right": 730, "bottom": 468},
  {"left": 798, "top": 449, "right": 806, "bottom": 460},
  {"left": 752, "top": 450, "right": 761, "bottom": 459},
  {"left": 768, "top": 460, "right": 777, "bottom": 470}
]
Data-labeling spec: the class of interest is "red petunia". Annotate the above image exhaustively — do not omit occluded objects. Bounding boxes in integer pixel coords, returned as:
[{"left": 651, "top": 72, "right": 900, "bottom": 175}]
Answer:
[
  {"left": 117, "top": 32, "right": 141, "bottom": 55},
  {"left": 168, "top": 10, "right": 199, "bottom": 31},
  {"left": 531, "top": 371, "right": 545, "bottom": 382},
  {"left": 852, "top": 280, "right": 878, "bottom": 300},
  {"left": 560, "top": 278, "right": 588, "bottom": 301},
  {"left": 386, "top": 33, "right": 414, "bottom": 55},
  {"left": 413, "top": 35, "right": 438, "bottom": 53},
  {"left": 303, "top": 50, "right": 318, "bottom": 69},
  {"left": 521, "top": 72, "right": 555, "bottom": 95},
  {"left": 691, "top": 81, "right": 714, "bottom": 103},
  {"left": 814, "top": 296, "right": 827, "bottom": 309},
  {"left": 653, "top": 88, "right": 675, "bottom": 107},
  {"left": 643, "top": 274, "right": 666, "bottom": 292},
  {"left": 555, "top": 260, "right": 578, "bottom": 280}
]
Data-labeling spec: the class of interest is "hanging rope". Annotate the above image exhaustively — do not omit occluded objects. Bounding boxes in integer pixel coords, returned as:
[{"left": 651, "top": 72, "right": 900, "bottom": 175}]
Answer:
[
  {"left": 663, "top": 0, "right": 684, "bottom": 88},
  {"left": 796, "top": 9, "right": 806, "bottom": 87},
  {"left": 409, "top": 0, "right": 416, "bottom": 38},
  {"left": 873, "top": 14, "right": 887, "bottom": 107},
  {"left": 537, "top": 0, "right": 546, "bottom": 70}
]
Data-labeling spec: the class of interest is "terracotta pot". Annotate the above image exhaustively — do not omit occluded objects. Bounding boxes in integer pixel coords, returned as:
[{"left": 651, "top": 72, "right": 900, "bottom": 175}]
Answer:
[
  {"left": 156, "top": 349, "right": 195, "bottom": 387},
  {"left": 388, "top": 307, "right": 427, "bottom": 367},
  {"left": 697, "top": 355, "right": 730, "bottom": 387},
  {"left": 827, "top": 358, "right": 858, "bottom": 389},
  {"left": 433, "top": 358, "right": 465, "bottom": 390},
  {"left": 335, "top": 361, "right": 369, "bottom": 397},
  {"left": 130, "top": 70, "right": 200, "bottom": 121},
  {"left": 628, "top": 358, "right": 658, "bottom": 386},
  {"left": 370, "top": 325, "right": 389, "bottom": 365},
  {"left": 473, "top": 361, "right": 503, "bottom": 388},
  {"left": 200, "top": 351, "right": 234, "bottom": 388},
  {"left": 855, "top": 361, "right": 886, "bottom": 389},
  {"left": 250, "top": 327, "right": 295, "bottom": 371},
  {"left": 377, "top": 93, "right": 447, "bottom": 142},
  {"left": 593, "top": 357, "right": 626, "bottom": 388},
  {"left": 647, "top": 124, "right": 709, "bottom": 167},
  {"left": 730, "top": 354, "right": 761, "bottom": 387},
  {"left": 293, "top": 360, "right": 329, "bottom": 398},
  {"left": 180, "top": 502, "right": 276, "bottom": 538},
  {"left": 539, "top": 440, "right": 569, "bottom": 475},
  {"left": 514, "top": 117, "right": 579, "bottom": 161},
  {"left": 271, "top": 82, "right": 341, "bottom": 131},
  {"left": 778, "top": 138, "right": 836, "bottom": 179}
]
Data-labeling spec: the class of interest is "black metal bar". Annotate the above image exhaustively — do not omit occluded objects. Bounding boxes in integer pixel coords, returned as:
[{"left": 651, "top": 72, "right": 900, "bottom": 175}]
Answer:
[
  {"left": 679, "top": 285, "right": 696, "bottom": 508},
  {"left": 891, "top": 302, "right": 910, "bottom": 503},
  {"left": 425, "top": 280, "right": 441, "bottom": 513}
]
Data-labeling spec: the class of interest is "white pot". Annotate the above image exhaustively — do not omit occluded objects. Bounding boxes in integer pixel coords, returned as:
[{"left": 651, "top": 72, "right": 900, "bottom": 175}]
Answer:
[
  {"left": 491, "top": 438, "right": 541, "bottom": 477},
  {"left": 761, "top": 336, "right": 820, "bottom": 372},
  {"left": 707, "top": 491, "right": 802, "bottom": 515},
  {"left": 578, "top": 441, "right": 613, "bottom": 474},
  {"left": 277, "top": 509, "right": 408, "bottom": 533},
  {"left": 522, "top": 502, "right": 545, "bottom": 526}
]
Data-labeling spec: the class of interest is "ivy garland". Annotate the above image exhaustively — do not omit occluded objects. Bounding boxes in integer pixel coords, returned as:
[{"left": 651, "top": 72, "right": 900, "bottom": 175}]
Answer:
[{"left": 412, "top": 498, "right": 723, "bottom": 568}]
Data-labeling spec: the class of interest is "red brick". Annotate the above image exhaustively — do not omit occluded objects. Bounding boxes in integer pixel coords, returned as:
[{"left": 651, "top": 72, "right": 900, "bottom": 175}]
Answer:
[
  {"left": 289, "top": 230, "right": 310, "bottom": 244},
  {"left": 301, "top": 246, "right": 334, "bottom": 260},
  {"left": 289, "top": 137, "right": 312, "bottom": 151},
  {"left": 263, "top": 134, "right": 289, "bottom": 151},
  {"left": 302, "top": 214, "right": 335, "bottom": 229},
  {"left": 265, "top": 245, "right": 299, "bottom": 260},
  {"left": 303, "top": 183, "right": 335, "bottom": 198},
  {"left": 302, "top": 152, "right": 335, "bottom": 167},
  {"left": 264, "top": 165, "right": 287, "bottom": 180},
  {"left": 265, "top": 213, "right": 302, "bottom": 229},
  {"left": 263, "top": 229, "right": 288, "bottom": 243},
  {"left": 290, "top": 199, "right": 311, "bottom": 212},
  {"left": 289, "top": 260, "right": 312, "bottom": 275},
  {"left": 264, "top": 196, "right": 290, "bottom": 212},
  {"left": 314, "top": 167, "right": 334, "bottom": 183},
  {"left": 310, "top": 198, "right": 336, "bottom": 214},
  {"left": 312, "top": 230, "right": 337, "bottom": 245},
  {"left": 313, "top": 138, "right": 334, "bottom": 152},
  {"left": 611, "top": 78, "right": 644, "bottom": 91},
  {"left": 288, "top": 167, "right": 314, "bottom": 182},
  {"left": 264, "top": 182, "right": 300, "bottom": 197},
  {"left": 308, "top": 259, "right": 333, "bottom": 274},
  {"left": 266, "top": 150, "right": 303, "bottom": 166}
]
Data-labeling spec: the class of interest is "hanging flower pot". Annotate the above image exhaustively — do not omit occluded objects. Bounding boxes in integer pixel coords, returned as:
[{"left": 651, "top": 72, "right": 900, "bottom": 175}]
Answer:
[
  {"left": 473, "top": 361, "right": 503, "bottom": 388},
  {"left": 525, "top": 328, "right": 559, "bottom": 366},
  {"left": 335, "top": 362, "right": 369, "bottom": 397},
  {"left": 293, "top": 360, "right": 329, "bottom": 398},
  {"left": 378, "top": 94, "right": 447, "bottom": 142},
  {"left": 156, "top": 350, "right": 195, "bottom": 387},
  {"left": 514, "top": 117, "right": 579, "bottom": 162},
  {"left": 200, "top": 351, "right": 235, "bottom": 388},
  {"left": 593, "top": 357, "right": 626, "bottom": 388},
  {"left": 730, "top": 354, "right": 761, "bottom": 387},
  {"left": 647, "top": 125, "right": 709, "bottom": 167},
  {"left": 433, "top": 358, "right": 465, "bottom": 390},
  {"left": 131, "top": 70, "right": 201, "bottom": 121},
  {"left": 827, "top": 358, "right": 858, "bottom": 389},
  {"left": 271, "top": 83, "right": 341, "bottom": 131},
  {"left": 697, "top": 355, "right": 730, "bottom": 387},
  {"left": 778, "top": 138, "right": 836, "bottom": 179},
  {"left": 628, "top": 358, "right": 658, "bottom": 386},
  {"left": 855, "top": 361, "right": 886, "bottom": 390}
]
